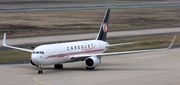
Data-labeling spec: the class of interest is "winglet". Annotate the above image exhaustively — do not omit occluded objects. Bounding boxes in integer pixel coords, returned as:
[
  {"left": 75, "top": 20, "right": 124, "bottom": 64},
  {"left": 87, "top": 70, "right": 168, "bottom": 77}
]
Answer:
[
  {"left": 3, "top": 33, "right": 7, "bottom": 46},
  {"left": 167, "top": 35, "right": 176, "bottom": 49}
]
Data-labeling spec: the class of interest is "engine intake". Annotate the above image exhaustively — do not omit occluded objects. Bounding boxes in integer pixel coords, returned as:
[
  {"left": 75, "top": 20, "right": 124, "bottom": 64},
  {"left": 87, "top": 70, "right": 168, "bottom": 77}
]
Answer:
[
  {"left": 30, "top": 59, "right": 36, "bottom": 66},
  {"left": 85, "top": 56, "right": 100, "bottom": 68}
]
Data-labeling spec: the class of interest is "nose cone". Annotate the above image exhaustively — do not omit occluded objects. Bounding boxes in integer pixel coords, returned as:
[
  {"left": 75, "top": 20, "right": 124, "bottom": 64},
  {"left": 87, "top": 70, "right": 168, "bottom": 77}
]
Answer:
[{"left": 31, "top": 54, "right": 42, "bottom": 65}]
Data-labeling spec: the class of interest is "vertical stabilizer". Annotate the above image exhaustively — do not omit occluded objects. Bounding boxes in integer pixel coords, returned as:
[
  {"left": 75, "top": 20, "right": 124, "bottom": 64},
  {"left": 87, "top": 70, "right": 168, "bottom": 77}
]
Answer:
[{"left": 96, "top": 9, "right": 110, "bottom": 41}]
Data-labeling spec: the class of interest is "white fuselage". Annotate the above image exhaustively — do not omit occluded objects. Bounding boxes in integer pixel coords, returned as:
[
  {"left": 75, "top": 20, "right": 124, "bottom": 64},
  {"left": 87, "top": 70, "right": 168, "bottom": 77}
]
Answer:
[{"left": 31, "top": 40, "right": 109, "bottom": 65}]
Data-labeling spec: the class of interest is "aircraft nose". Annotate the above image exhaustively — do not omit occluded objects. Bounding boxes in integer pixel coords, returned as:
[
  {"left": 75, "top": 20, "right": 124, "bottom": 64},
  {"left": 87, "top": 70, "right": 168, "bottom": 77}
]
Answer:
[{"left": 31, "top": 55, "right": 41, "bottom": 65}]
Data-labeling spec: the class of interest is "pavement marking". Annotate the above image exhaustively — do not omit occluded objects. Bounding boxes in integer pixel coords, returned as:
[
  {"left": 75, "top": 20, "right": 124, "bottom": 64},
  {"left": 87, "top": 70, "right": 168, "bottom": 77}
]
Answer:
[
  {"left": 168, "top": 56, "right": 177, "bottom": 58},
  {"left": 34, "top": 75, "right": 52, "bottom": 85},
  {"left": 167, "top": 54, "right": 180, "bottom": 58}
]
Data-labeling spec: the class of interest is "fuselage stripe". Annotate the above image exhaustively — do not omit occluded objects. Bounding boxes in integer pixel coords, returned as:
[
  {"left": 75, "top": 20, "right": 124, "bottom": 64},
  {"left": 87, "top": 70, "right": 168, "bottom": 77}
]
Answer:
[{"left": 46, "top": 49, "right": 104, "bottom": 59}]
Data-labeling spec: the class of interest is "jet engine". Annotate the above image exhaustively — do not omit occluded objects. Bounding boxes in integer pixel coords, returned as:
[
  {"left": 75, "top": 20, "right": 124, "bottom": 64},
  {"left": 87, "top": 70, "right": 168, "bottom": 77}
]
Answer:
[
  {"left": 30, "top": 59, "right": 36, "bottom": 66},
  {"left": 85, "top": 56, "right": 101, "bottom": 69}
]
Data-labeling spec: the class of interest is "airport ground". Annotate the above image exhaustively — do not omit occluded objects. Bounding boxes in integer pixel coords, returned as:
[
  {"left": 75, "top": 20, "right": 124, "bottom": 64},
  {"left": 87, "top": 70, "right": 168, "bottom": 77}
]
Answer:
[
  {"left": 0, "top": 47, "right": 180, "bottom": 85},
  {"left": 0, "top": 1, "right": 180, "bottom": 85}
]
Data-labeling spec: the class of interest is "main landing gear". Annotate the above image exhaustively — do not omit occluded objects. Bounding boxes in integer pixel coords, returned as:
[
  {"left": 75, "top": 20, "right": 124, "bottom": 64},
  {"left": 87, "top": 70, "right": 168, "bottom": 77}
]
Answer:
[{"left": 54, "top": 64, "right": 63, "bottom": 69}]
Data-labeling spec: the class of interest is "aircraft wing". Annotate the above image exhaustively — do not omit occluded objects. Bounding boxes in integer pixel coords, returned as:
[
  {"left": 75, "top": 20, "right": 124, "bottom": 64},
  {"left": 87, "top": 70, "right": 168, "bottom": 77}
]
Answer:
[
  {"left": 106, "top": 42, "right": 138, "bottom": 47},
  {"left": 3, "top": 33, "right": 33, "bottom": 52},
  {"left": 70, "top": 54, "right": 91, "bottom": 60},
  {"left": 70, "top": 36, "right": 176, "bottom": 60}
]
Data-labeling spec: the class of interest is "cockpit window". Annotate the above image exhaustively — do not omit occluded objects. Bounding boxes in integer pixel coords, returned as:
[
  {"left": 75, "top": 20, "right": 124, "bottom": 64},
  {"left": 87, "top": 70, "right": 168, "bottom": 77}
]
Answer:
[
  {"left": 40, "top": 51, "right": 44, "bottom": 54},
  {"left": 32, "top": 51, "right": 44, "bottom": 54}
]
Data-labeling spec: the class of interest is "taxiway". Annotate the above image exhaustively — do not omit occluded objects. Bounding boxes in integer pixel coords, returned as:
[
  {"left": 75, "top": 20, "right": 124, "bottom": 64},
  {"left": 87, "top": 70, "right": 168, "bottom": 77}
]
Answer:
[
  {"left": 0, "top": 47, "right": 180, "bottom": 85},
  {"left": 0, "top": 2, "right": 180, "bottom": 12}
]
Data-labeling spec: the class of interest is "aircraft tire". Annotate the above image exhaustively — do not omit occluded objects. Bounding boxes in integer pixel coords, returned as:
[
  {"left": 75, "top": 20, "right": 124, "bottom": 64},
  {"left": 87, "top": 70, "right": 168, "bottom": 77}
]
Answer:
[
  {"left": 38, "top": 70, "right": 43, "bottom": 74},
  {"left": 54, "top": 64, "right": 63, "bottom": 69},
  {"left": 86, "top": 67, "right": 95, "bottom": 70}
]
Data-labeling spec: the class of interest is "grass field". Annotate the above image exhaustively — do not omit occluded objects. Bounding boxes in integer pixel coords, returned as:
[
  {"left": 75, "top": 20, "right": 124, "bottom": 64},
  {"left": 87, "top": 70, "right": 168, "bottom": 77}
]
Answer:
[{"left": 0, "top": 6, "right": 180, "bottom": 37}]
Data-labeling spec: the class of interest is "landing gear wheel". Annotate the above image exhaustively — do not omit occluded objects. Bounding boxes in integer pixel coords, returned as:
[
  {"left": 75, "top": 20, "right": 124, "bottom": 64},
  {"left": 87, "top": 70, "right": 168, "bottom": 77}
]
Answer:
[
  {"left": 86, "top": 67, "right": 95, "bottom": 70},
  {"left": 54, "top": 64, "right": 63, "bottom": 69},
  {"left": 37, "top": 65, "right": 43, "bottom": 74},
  {"left": 38, "top": 70, "right": 43, "bottom": 74}
]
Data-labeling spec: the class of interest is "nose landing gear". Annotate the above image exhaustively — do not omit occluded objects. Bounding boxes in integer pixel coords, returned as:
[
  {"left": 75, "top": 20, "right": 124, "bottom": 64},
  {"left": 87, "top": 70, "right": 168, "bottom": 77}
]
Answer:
[
  {"left": 36, "top": 64, "right": 63, "bottom": 74},
  {"left": 37, "top": 65, "right": 43, "bottom": 74}
]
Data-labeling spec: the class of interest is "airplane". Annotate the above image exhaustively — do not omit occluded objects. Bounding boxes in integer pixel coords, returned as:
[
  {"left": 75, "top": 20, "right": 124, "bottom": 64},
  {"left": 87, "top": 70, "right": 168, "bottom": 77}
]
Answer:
[{"left": 2, "top": 9, "right": 176, "bottom": 74}]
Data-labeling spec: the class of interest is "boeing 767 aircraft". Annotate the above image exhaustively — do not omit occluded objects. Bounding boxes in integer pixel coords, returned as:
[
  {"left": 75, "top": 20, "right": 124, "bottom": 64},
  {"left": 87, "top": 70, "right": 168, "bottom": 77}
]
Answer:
[{"left": 3, "top": 9, "right": 176, "bottom": 74}]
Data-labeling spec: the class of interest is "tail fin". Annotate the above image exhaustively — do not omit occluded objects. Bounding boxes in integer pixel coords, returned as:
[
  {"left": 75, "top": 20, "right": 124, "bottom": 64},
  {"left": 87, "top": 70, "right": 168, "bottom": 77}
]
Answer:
[{"left": 96, "top": 9, "right": 110, "bottom": 41}]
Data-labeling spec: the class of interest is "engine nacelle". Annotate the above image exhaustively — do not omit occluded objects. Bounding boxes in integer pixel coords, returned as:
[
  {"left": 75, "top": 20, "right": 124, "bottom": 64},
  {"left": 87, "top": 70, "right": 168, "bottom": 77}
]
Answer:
[
  {"left": 85, "top": 56, "right": 101, "bottom": 68},
  {"left": 30, "top": 59, "right": 36, "bottom": 66}
]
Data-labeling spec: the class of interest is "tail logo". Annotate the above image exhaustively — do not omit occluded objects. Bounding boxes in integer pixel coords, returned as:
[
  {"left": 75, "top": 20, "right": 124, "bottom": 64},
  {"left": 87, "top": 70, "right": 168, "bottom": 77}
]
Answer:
[{"left": 103, "top": 23, "right": 107, "bottom": 32}]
